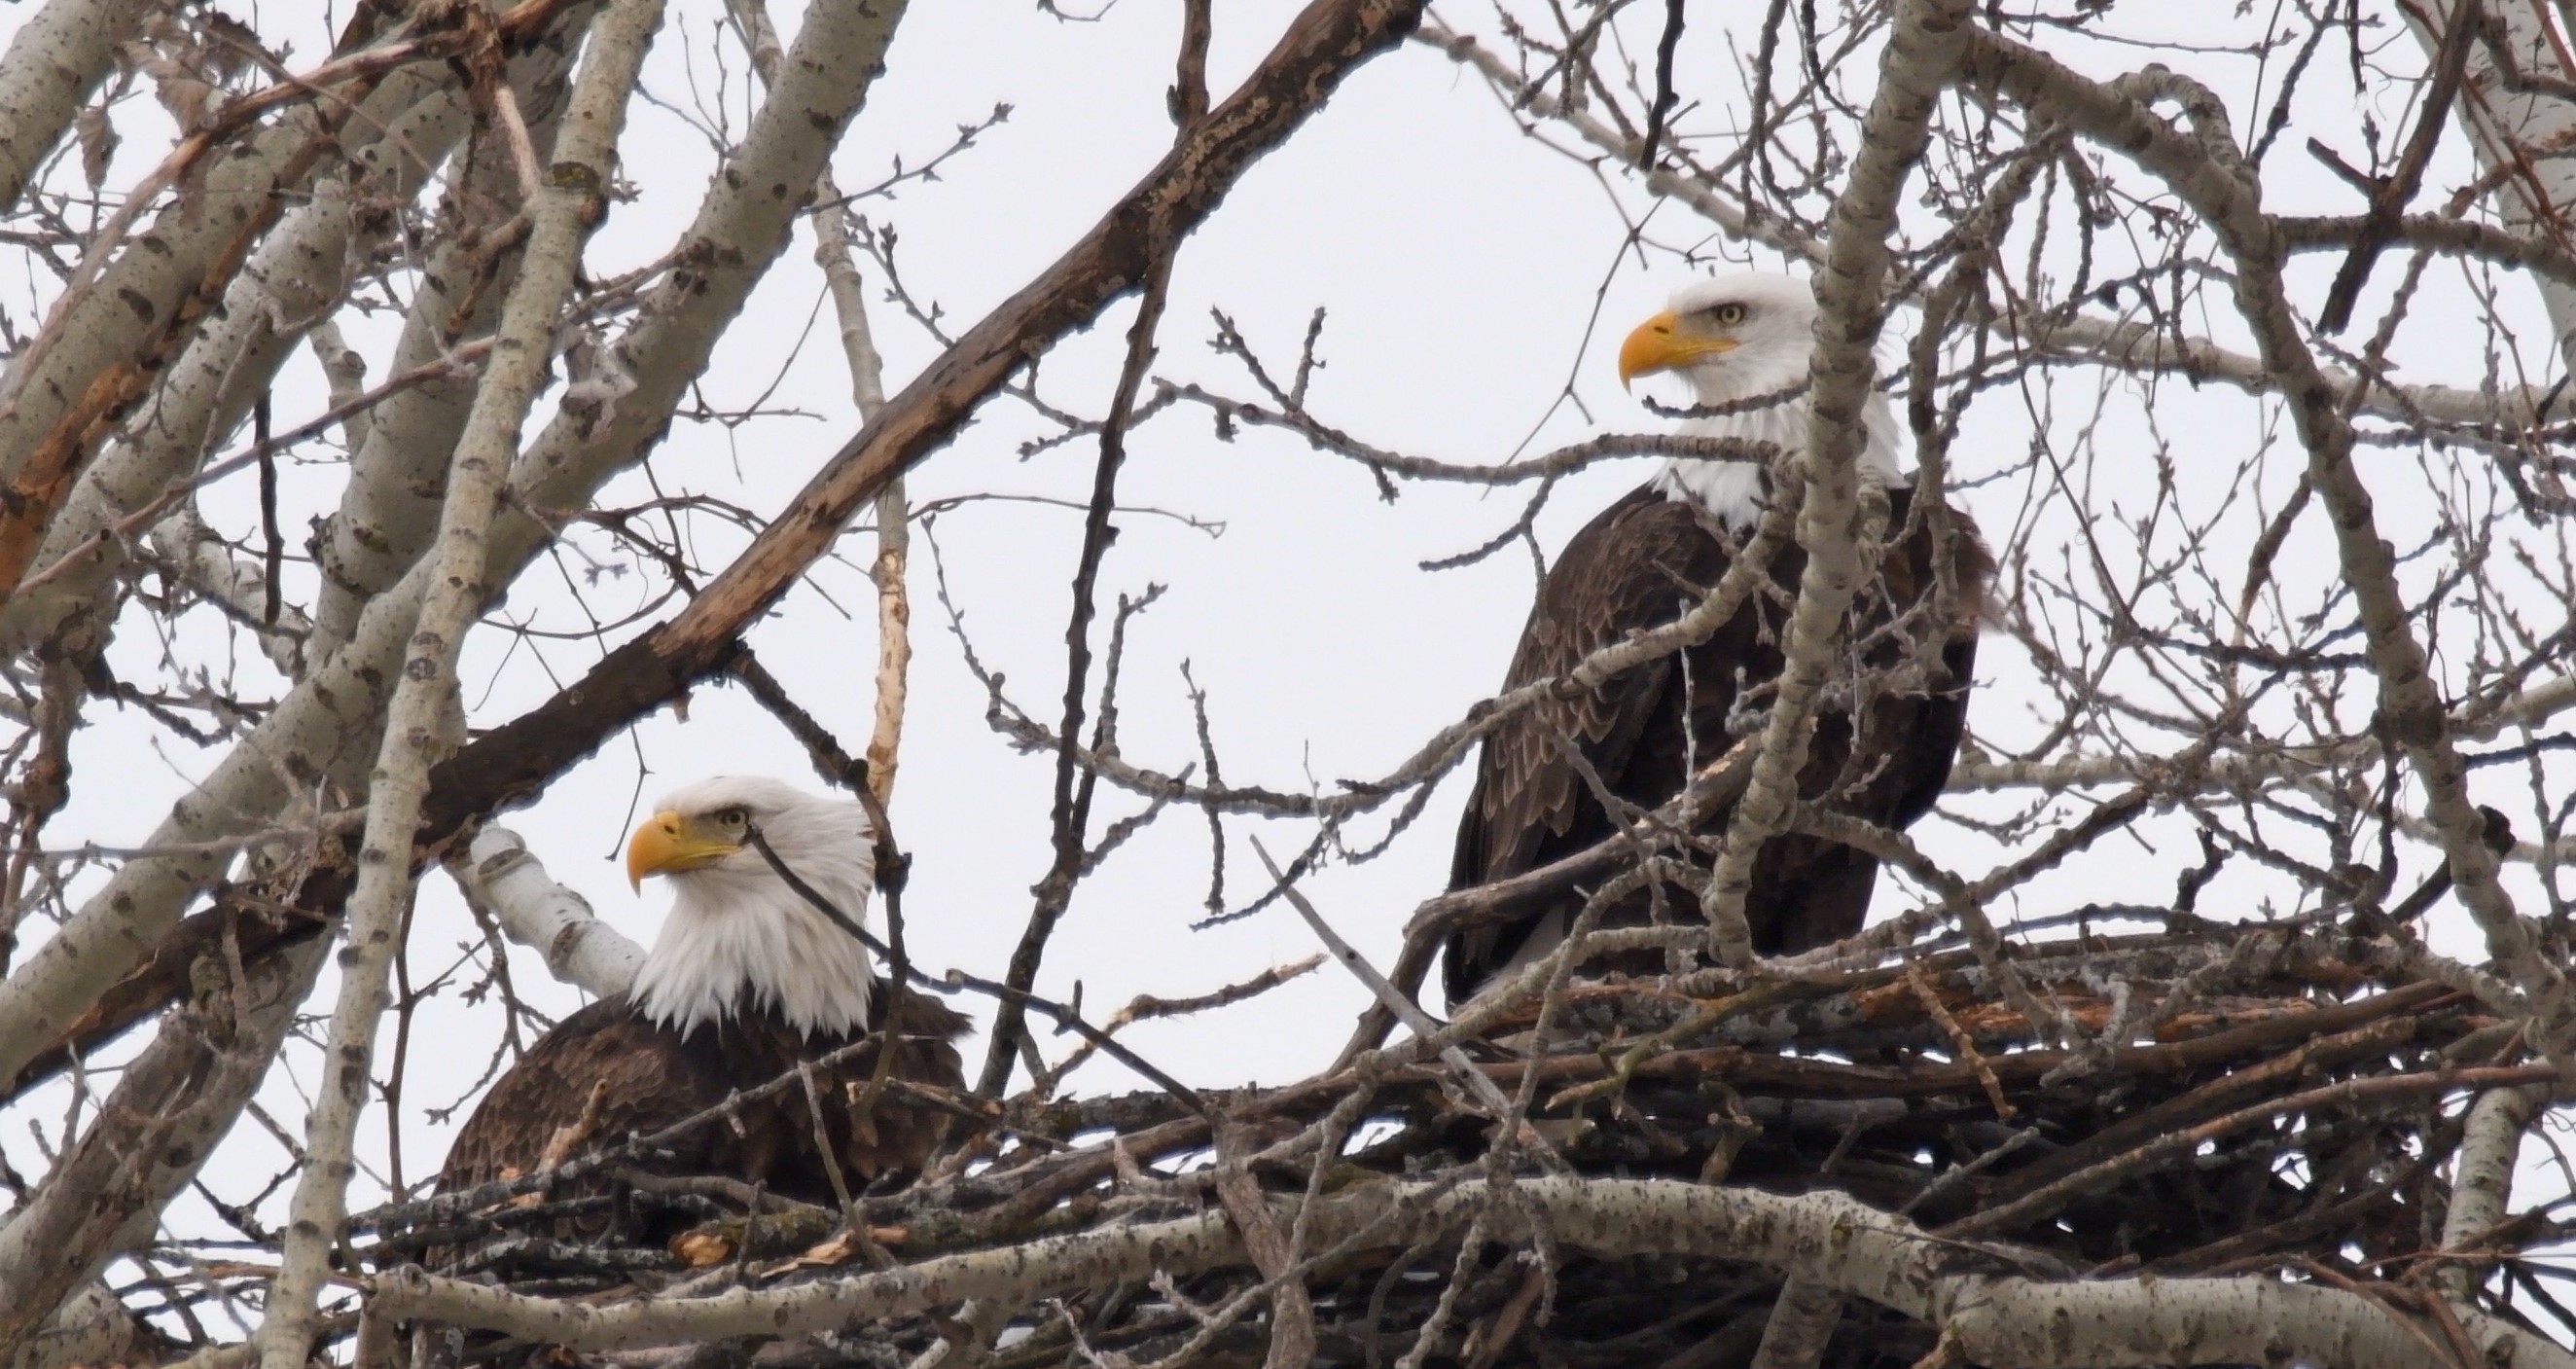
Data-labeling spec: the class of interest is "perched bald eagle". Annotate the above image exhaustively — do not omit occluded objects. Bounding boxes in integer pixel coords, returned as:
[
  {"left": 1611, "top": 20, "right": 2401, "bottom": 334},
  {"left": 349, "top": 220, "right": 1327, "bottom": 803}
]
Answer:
[
  {"left": 1445, "top": 274, "right": 1991, "bottom": 1004},
  {"left": 434, "top": 776, "right": 969, "bottom": 1265}
]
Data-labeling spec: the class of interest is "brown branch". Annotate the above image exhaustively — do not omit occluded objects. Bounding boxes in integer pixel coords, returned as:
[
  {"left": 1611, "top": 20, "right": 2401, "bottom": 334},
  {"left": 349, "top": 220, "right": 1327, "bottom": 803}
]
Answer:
[
  {"left": 1905, "top": 965, "right": 2013, "bottom": 1121},
  {"left": 1031, "top": 955, "right": 1325, "bottom": 1095},
  {"left": 983, "top": 239, "right": 1181, "bottom": 1098},
  {"left": 419, "top": 0, "right": 1429, "bottom": 854},
  {"left": 1957, "top": 25, "right": 2563, "bottom": 1021},
  {"left": 1172, "top": 0, "right": 1212, "bottom": 126},
  {"left": 0, "top": 0, "right": 1438, "bottom": 1110},
  {"left": 2, "top": 900, "right": 324, "bottom": 1102},
  {"left": 2314, "top": 0, "right": 2477, "bottom": 333},
  {"left": 1937, "top": 1063, "right": 2560, "bottom": 1241},
  {"left": 1335, "top": 739, "right": 1756, "bottom": 1067},
  {"left": 1214, "top": 1124, "right": 1318, "bottom": 1369}
]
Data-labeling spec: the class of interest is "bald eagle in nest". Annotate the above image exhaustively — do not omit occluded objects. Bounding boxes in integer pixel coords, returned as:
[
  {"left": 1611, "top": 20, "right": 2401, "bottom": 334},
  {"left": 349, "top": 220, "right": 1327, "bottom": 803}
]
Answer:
[
  {"left": 1445, "top": 274, "right": 1992, "bottom": 1005},
  {"left": 434, "top": 776, "right": 969, "bottom": 1267}
]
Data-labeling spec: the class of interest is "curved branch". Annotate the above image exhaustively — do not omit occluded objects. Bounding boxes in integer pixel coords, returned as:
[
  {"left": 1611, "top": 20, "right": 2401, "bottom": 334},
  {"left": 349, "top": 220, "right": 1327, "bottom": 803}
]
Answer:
[
  {"left": 445, "top": 826, "right": 643, "bottom": 1000},
  {"left": 1957, "top": 24, "right": 2563, "bottom": 1018},
  {"left": 376, "top": 1175, "right": 2576, "bottom": 1369},
  {"left": 0, "top": 0, "right": 155, "bottom": 214},
  {"left": 416, "top": 0, "right": 1433, "bottom": 836}
]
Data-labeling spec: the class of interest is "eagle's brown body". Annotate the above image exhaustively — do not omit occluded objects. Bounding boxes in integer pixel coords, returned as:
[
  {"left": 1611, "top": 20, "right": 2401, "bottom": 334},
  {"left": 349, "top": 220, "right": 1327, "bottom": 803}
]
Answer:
[
  {"left": 1445, "top": 480, "right": 1989, "bottom": 1004},
  {"left": 432, "top": 983, "right": 968, "bottom": 1266}
]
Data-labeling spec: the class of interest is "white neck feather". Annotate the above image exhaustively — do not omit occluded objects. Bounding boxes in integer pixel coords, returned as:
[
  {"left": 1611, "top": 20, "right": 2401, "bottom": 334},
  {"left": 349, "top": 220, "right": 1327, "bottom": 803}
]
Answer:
[
  {"left": 1649, "top": 368, "right": 1908, "bottom": 530},
  {"left": 627, "top": 842, "right": 877, "bottom": 1039}
]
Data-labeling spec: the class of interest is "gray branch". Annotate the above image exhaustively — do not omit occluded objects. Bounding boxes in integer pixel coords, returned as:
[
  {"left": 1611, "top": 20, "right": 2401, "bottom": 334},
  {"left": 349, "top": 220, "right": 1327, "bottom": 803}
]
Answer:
[
  {"left": 1699, "top": 0, "right": 1971, "bottom": 964},
  {"left": 376, "top": 1176, "right": 2576, "bottom": 1369}
]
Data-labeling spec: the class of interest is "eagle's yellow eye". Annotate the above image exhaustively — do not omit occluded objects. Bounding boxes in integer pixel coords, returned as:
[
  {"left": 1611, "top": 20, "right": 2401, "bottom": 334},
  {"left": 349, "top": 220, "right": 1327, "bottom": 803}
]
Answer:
[
  {"left": 711, "top": 807, "right": 750, "bottom": 829},
  {"left": 1708, "top": 302, "right": 1748, "bottom": 327}
]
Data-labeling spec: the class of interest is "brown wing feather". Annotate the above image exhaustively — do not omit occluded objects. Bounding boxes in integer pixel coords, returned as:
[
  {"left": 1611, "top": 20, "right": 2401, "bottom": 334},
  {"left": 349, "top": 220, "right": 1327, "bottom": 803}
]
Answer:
[
  {"left": 1744, "top": 486, "right": 1988, "bottom": 954},
  {"left": 829, "top": 985, "right": 972, "bottom": 1182},
  {"left": 1448, "top": 485, "right": 1741, "bottom": 1003},
  {"left": 438, "top": 999, "right": 707, "bottom": 1194},
  {"left": 1445, "top": 480, "right": 1988, "bottom": 1004},
  {"left": 431, "top": 984, "right": 970, "bottom": 1269}
]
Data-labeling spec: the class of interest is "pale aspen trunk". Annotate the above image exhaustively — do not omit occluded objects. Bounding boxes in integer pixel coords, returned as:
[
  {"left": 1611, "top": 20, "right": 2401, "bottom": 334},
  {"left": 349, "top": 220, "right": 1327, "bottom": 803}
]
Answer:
[
  {"left": 0, "top": 0, "right": 920, "bottom": 1092},
  {"left": 10, "top": 1282, "right": 151, "bottom": 1369},
  {"left": 308, "top": 321, "right": 371, "bottom": 448},
  {"left": 0, "top": 936, "right": 330, "bottom": 1358},
  {"left": 0, "top": 164, "right": 383, "bottom": 659},
  {"left": 145, "top": 504, "right": 313, "bottom": 676},
  {"left": 0, "top": 0, "right": 154, "bottom": 214},
  {"left": 1746, "top": 1278, "right": 1843, "bottom": 1369},
  {"left": 0, "top": 53, "right": 458, "bottom": 492},
  {"left": 0, "top": 13, "right": 596, "bottom": 664},
  {"left": 2437, "top": 1084, "right": 2542, "bottom": 1299},
  {"left": 304, "top": 12, "right": 602, "bottom": 656},
  {"left": 250, "top": 2, "right": 663, "bottom": 1357}
]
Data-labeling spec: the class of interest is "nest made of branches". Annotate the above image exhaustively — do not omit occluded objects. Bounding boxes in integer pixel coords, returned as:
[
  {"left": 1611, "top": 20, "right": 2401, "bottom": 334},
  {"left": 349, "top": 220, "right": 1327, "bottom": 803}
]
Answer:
[{"left": 369, "top": 914, "right": 2554, "bottom": 1369}]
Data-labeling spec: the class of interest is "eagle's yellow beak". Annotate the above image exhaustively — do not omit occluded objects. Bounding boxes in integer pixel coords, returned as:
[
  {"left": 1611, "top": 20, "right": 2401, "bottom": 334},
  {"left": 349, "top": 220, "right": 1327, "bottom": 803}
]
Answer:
[
  {"left": 1618, "top": 309, "right": 1738, "bottom": 388},
  {"left": 626, "top": 811, "right": 739, "bottom": 890}
]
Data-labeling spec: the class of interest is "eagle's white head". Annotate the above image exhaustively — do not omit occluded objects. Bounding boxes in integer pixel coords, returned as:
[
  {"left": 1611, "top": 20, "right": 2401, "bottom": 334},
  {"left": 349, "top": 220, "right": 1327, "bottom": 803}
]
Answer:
[
  {"left": 1618, "top": 272, "right": 1906, "bottom": 529},
  {"left": 622, "top": 775, "right": 877, "bottom": 1039}
]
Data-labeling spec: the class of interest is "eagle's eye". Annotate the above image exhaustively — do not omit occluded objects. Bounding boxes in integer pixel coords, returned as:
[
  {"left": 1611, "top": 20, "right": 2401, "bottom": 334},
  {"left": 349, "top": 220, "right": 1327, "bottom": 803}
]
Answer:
[
  {"left": 710, "top": 806, "right": 750, "bottom": 830},
  {"left": 1705, "top": 302, "right": 1749, "bottom": 327}
]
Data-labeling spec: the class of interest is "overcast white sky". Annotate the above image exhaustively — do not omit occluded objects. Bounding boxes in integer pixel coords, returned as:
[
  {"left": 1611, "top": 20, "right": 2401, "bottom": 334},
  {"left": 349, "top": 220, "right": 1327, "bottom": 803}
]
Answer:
[{"left": 0, "top": 0, "right": 2562, "bottom": 1278}]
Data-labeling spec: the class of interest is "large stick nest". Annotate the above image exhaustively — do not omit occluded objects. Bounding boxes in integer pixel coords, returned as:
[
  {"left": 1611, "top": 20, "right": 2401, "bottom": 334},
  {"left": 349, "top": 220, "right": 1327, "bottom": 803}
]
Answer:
[{"left": 369, "top": 915, "right": 2553, "bottom": 1369}]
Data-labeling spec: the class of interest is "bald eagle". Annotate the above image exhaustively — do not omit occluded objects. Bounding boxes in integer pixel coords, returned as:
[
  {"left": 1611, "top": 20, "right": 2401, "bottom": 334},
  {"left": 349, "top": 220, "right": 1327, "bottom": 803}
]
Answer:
[
  {"left": 1445, "top": 274, "right": 1991, "bottom": 1004},
  {"left": 434, "top": 776, "right": 969, "bottom": 1264}
]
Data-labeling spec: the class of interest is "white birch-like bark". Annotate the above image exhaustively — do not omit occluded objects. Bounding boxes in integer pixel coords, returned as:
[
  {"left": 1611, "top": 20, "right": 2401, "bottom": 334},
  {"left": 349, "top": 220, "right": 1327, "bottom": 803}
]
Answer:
[
  {"left": 309, "top": 321, "right": 372, "bottom": 450},
  {"left": 0, "top": 8, "right": 601, "bottom": 665},
  {"left": 817, "top": 187, "right": 911, "bottom": 807},
  {"left": 252, "top": 5, "right": 665, "bottom": 1361},
  {"left": 1699, "top": 0, "right": 1972, "bottom": 963},
  {"left": 11, "top": 1282, "right": 148, "bottom": 1369},
  {"left": 304, "top": 11, "right": 602, "bottom": 657},
  {"left": 2410, "top": 0, "right": 2576, "bottom": 373},
  {"left": 145, "top": 504, "right": 312, "bottom": 677},
  {"left": 0, "top": 0, "right": 153, "bottom": 214},
  {"left": 0, "top": 167, "right": 376, "bottom": 658},
  {"left": 0, "top": 0, "right": 914, "bottom": 1093},
  {"left": 0, "top": 936, "right": 330, "bottom": 1358},
  {"left": 1745, "top": 1278, "right": 1842, "bottom": 1369},
  {"left": 0, "top": 51, "right": 461, "bottom": 490},
  {"left": 2437, "top": 1085, "right": 2539, "bottom": 1300},
  {"left": 376, "top": 1176, "right": 2576, "bottom": 1369},
  {"left": 304, "top": 233, "right": 497, "bottom": 657},
  {"left": 447, "top": 826, "right": 644, "bottom": 999},
  {"left": 735, "top": 0, "right": 911, "bottom": 805}
]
